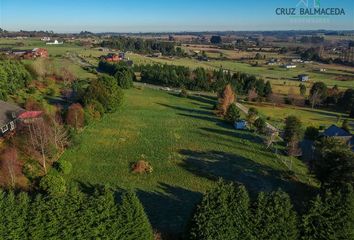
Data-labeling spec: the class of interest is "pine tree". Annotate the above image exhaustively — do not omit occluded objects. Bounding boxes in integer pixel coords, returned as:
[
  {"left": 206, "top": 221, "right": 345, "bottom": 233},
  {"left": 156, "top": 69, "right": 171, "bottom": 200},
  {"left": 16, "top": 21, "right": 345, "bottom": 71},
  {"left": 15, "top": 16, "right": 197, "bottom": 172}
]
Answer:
[
  {"left": 189, "top": 181, "right": 252, "bottom": 240},
  {"left": 117, "top": 191, "right": 154, "bottom": 240},
  {"left": 301, "top": 185, "right": 354, "bottom": 240},
  {"left": 252, "top": 190, "right": 298, "bottom": 240}
]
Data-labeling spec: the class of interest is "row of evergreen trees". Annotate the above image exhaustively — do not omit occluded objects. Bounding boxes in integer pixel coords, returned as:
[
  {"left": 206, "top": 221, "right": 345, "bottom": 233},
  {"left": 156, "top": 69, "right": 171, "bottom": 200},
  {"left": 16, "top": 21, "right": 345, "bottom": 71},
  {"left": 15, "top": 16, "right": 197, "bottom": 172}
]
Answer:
[
  {"left": 100, "top": 37, "right": 184, "bottom": 56},
  {"left": 0, "top": 60, "right": 31, "bottom": 100},
  {"left": 137, "top": 63, "right": 272, "bottom": 96},
  {"left": 189, "top": 181, "right": 354, "bottom": 240},
  {"left": 0, "top": 187, "right": 154, "bottom": 240}
]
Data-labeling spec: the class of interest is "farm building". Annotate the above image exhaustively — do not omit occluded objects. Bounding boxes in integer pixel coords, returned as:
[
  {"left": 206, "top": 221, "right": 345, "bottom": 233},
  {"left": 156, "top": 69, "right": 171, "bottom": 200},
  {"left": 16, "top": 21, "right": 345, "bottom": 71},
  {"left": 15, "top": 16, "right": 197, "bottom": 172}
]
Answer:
[
  {"left": 101, "top": 52, "right": 125, "bottom": 62},
  {"left": 46, "top": 40, "right": 63, "bottom": 45},
  {"left": 10, "top": 48, "right": 48, "bottom": 59},
  {"left": 298, "top": 74, "right": 309, "bottom": 82},
  {"left": 32, "top": 48, "right": 49, "bottom": 58},
  {"left": 283, "top": 64, "right": 297, "bottom": 69},
  {"left": 41, "top": 37, "right": 51, "bottom": 41},
  {"left": 267, "top": 61, "right": 277, "bottom": 66},
  {"left": 234, "top": 120, "right": 247, "bottom": 130}
]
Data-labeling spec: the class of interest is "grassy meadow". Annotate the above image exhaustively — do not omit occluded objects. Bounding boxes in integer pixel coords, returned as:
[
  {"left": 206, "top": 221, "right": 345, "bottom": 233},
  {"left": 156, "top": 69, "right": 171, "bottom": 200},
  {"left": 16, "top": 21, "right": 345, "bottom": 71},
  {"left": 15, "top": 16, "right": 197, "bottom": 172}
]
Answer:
[
  {"left": 61, "top": 87, "right": 316, "bottom": 234},
  {"left": 243, "top": 102, "right": 354, "bottom": 130}
]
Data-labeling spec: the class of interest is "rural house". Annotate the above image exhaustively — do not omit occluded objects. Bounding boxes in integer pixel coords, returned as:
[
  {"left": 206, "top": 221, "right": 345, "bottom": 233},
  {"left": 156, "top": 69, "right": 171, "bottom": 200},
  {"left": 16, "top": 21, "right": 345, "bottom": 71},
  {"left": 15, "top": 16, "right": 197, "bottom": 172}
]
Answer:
[
  {"left": 0, "top": 101, "right": 25, "bottom": 137},
  {"left": 298, "top": 74, "right": 309, "bottom": 82},
  {"left": 101, "top": 52, "right": 125, "bottom": 62},
  {"left": 323, "top": 125, "right": 353, "bottom": 146},
  {"left": 283, "top": 64, "right": 297, "bottom": 69},
  {"left": 10, "top": 48, "right": 48, "bottom": 59},
  {"left": 0, "top": 101, "right": 43, "bottom": 138}
]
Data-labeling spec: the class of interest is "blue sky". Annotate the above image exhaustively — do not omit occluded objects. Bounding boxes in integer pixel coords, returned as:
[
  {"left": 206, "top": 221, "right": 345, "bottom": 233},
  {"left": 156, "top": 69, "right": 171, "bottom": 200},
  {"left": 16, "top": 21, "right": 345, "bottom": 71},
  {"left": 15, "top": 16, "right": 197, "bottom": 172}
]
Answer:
[{"left": 0, "top": 0, "right": 353, "bottom": 32}]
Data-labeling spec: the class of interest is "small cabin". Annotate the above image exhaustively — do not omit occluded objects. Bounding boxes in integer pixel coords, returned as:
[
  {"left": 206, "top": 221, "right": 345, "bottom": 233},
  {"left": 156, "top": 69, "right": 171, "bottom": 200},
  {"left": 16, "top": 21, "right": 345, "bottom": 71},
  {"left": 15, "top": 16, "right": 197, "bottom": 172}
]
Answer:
[
  {"left": 283, "top": 64, "right": 297, "bottom": 69},
  {"left": 234, "top": 120, "right": 248, "bottom": 130},
  {"left": 298, "top": 74, "right": 309, "bottom": 82}
]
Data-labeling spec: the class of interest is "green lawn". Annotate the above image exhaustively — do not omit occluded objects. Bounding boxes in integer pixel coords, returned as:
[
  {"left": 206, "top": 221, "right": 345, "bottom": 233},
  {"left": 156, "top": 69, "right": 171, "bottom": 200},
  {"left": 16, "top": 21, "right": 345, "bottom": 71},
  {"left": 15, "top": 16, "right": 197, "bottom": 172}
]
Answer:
[{"left": 61, "top": 87, "right": 316, "bottom": 235}]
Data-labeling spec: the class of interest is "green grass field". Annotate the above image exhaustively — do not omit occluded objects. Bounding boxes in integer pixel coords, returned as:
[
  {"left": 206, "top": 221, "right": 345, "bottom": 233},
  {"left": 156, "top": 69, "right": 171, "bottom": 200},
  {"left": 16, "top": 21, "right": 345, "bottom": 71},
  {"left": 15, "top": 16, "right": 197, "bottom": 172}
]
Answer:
[
  {"left": 61, "top": 87, "right": 316, "bottom": 235},
  {"left": 243, "top": 102, "right": 354, "bottom": 130},
  {"left": 2, "top": 38, "right": 353, "bottom": 91},
  {"left": 126, "top": 53, "right": 354, "bottom": 90}
]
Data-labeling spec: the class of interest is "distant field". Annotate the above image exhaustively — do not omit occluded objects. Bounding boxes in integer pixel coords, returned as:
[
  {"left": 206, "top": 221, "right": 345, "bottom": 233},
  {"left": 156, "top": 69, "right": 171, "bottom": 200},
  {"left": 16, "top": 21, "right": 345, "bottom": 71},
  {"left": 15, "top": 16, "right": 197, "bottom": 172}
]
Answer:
[
  {"left": 126, "top": 53, "right": 354, "bottom": 91},
  {"left": 61, "top": 87, "right": 316, "bottom": 235},
  {"left": 1, "top": 38, "right": 353, "bottom": 92},
  {"left": 243, "top": 102, "right": 354, "bottom": 130}
]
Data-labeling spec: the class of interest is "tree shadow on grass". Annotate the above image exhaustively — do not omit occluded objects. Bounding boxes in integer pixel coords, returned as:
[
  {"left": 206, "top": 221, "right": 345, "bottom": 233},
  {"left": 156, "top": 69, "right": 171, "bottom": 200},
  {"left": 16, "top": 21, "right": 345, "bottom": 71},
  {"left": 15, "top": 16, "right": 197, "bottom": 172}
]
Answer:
[
  {"left": 137, "top": 183, "right": 202, "bottom": 238},
  {"left": 188, "top": 95, "right": 217, "bottom": 106},
  {"left": 178, "top": 149, "right": 316, "bottom": 210},
  {"left": 157, "top": 103, "right": 213, "bottom": 116},
  {"left": 201, "top": 127, "right": 264, "bottom": 145}
]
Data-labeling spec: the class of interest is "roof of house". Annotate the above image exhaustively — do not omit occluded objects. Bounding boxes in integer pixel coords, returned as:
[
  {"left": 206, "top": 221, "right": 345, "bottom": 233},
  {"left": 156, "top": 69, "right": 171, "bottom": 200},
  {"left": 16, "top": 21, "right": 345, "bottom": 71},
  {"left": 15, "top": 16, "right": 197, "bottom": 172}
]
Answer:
[
  {"left": 0, "top": 100, "right": 24, "bottom": 127},
  {"left": 323, "top": 125, "right": 352, "bottom": 137}
]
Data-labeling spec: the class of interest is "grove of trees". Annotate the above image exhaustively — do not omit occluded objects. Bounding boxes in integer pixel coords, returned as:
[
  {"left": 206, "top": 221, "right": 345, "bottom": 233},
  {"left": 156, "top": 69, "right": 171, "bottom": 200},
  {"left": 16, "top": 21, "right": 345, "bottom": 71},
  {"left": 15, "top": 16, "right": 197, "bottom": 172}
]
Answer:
[
  {"left": 138, "top": 64, "right": 272, "bottom": 97},
  {"left": 189, "top": 181, "right": 354, "bottom": 240},
  {"left": 0, "top": 188, "right": 154, "bottom": 240},
  {"left": 100, "top": 37, "right": 184, "bottom": 56},
  {"left": 0, "top": 60, "right": 31, "bottom": 100},
  {"left": 98, "top": 61, "right": 135, "bottom": 89}
]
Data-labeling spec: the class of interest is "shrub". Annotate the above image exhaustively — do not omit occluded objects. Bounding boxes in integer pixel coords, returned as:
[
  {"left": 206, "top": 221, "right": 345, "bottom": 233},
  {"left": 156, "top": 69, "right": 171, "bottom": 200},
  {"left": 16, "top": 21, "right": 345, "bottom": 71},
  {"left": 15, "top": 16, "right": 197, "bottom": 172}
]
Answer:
[
  {"left": 39, "top": 173, "right": 66, "bottom": 196},
  {"left": 54, "top": 160, "right": 72, "bottom": 175},
  {"left": 132, "top": 160, "right": 153, "bottom": 174},
  {"left": 84, "top": 100, "right": 104, "bottom": 124},
  {"left": 225, "top": 103, "right": 241, "bottom": 123},
  {"left": 254, "top": 118, "right": 267, "bottom": 134},
  {"left": 304, "top": 126, "right": 319, "bottom": 141},
  {"left": 179, "top": 88, "right": 189, "bottom": 98},
  {"left": 247, "top": 107, "right": 258, "bottom": 126},
  {"left": 66, "top": 103, "right": 85, "bottom": 129},
  {"left": 22, "top": 160, "right": 42, "bottom": 181}
]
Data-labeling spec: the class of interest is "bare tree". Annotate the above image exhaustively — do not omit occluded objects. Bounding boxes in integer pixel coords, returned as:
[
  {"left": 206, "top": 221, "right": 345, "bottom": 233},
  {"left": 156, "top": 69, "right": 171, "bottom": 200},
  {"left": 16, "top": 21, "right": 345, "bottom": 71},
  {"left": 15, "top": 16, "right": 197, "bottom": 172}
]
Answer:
[
  {"left": 60, "top": 66, "right": 76, "bottom": 86},
  {"left": 1, "top": 147, "right": 19, "bottom": 188},
  {"left": 247, "top": 88, "right": 258, "bottom": 102},
  {"left": 51, "top": 113, "right": 69, "bottom": 154},
  {"left": 309, "top": 89, "right": 321, "bottom": 109},
  {"left": 287, "top": 136, "right": 302, "bottom": 157},
  {"left": 264, "top": 129, "right": 278, "bottom": 149},
  {"left": 27, "top": 118, "right": 51, "bottom": 173}
]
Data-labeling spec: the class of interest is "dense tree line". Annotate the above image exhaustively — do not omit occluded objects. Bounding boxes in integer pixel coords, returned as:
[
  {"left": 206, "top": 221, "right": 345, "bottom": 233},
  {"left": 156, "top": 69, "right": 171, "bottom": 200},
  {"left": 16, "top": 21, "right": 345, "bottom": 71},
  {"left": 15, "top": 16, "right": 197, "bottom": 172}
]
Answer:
[
  {"left": 98, "top": 61, "right": 135, "bottom": 89},
  {"left": 0, "top": 188, "right": 154, "bottom": 240},
  {"left": 100, "top": 37, "right": 184, "bottom": 56},
  {"left": 137, "top": 64, "right": 272, "bottom": 96},
  {"left": 189, "top": 181, "right": 354, "bottom": 240},
  {"left": 299, "top": 36, "right": 325, "bottom": 44},
  {"left": 0, "top": 60, "right": 31, "bottom": 100}
]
